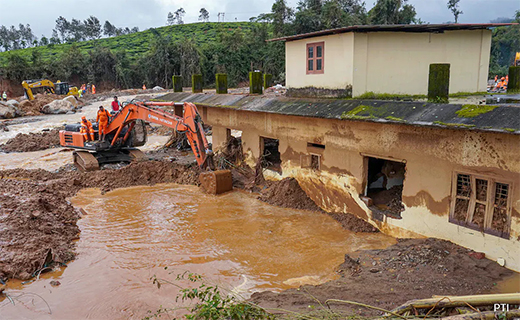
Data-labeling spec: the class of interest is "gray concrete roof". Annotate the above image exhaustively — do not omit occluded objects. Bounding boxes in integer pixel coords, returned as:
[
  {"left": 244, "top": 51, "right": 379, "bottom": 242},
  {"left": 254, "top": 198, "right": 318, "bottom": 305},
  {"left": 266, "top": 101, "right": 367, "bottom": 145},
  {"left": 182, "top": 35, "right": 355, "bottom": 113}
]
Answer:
[
  {"left": 156, "top": 92, "right": 520, "bottom": 135},
  {"left": 267, "top": 23, "right": 517, "bottom": 42}
]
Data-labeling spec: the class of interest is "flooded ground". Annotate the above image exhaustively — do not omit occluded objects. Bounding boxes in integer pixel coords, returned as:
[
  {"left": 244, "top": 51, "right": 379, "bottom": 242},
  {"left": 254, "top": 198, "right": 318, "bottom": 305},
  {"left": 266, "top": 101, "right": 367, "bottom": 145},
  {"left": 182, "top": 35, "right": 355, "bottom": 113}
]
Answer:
[{"left": 0, "top": 184, "right": 395, "bottom": 319}]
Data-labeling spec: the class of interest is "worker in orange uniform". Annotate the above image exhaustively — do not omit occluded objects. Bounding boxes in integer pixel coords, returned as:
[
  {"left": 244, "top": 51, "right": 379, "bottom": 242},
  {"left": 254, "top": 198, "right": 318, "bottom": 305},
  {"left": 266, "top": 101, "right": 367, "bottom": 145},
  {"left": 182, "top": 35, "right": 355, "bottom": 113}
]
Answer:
[
  {"left": 142, "top": 83, "right": 146, "bottom": 90},
  {"left": 80, "top": 116, "right": 94, "bottom": 142},
  {"left": 96, "top": 106, "right": 111, "bottom": 141},
  {"left": 92, "top": 84, "right": 96, "bottom": 94}
]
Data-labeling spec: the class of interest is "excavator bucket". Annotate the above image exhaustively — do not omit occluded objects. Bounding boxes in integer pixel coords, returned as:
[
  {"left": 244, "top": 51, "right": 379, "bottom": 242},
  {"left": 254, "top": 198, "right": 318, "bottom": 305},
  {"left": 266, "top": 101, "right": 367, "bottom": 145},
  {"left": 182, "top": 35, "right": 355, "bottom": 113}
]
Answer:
[{"left": 199, "top": 170, "right": 233, "bottom": 195}]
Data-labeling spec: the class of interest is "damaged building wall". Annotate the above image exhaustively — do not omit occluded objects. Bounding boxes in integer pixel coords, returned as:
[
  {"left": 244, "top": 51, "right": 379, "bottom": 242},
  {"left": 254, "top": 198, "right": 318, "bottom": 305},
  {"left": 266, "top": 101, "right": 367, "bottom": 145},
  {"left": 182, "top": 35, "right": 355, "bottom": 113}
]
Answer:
[
  {"left": 285, "top": 33, "right": 354, "bottom": 90},
  {"left": 206, "top": 106, "right": 520, "bottom": 272}
]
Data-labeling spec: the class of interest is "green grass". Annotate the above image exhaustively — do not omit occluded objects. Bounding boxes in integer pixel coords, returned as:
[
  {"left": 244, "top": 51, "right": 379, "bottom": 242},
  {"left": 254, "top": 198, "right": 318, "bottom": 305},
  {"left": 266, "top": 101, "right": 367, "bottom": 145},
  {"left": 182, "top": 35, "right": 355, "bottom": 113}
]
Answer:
[
  {"left": 354, "top": 91, "right": 426, "bottom": 100},
  {"left": 433, "top": 121, "right": 476, "bottom": 128},
  {"left": 0, "top": 22, "right": 259, "bottom": 66},
  {"left": 385, "top": 116, "right": 405, "bottom": 122},
  {"left": 449, "top": 91, "right": 488, "bottom": 97},
  {"left": 501, "top": 128, "right": 517, "bottom": 132},
  {"left": 455, "top": 104, "right": 499, "bottom": 118}
]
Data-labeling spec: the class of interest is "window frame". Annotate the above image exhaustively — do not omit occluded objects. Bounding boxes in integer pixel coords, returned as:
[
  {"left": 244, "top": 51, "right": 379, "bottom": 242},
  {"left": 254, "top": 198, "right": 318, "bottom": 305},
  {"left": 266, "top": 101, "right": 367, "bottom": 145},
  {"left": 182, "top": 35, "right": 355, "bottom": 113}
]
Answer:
[
  {"left": 449, "top": 171, "right": 513, "bottom": 239},
  {"left": 306, "top": 42, "right": 324, "bottom": 75}
]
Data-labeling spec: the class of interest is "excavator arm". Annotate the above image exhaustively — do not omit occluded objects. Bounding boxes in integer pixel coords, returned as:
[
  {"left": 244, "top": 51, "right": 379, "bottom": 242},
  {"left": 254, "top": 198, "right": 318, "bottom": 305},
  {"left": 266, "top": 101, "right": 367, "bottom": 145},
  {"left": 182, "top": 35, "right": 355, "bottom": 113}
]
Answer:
[
  {"left": 22, "top": 79, "right": 56, "bottom": 101},
  {"left": 105, "top": 101, "right": 213, "bottom": 169}
]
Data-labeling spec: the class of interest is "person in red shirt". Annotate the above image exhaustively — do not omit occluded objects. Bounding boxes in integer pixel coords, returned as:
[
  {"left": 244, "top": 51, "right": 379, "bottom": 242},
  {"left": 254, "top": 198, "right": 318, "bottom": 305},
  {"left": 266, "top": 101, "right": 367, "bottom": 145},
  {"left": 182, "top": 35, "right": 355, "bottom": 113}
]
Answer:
[{"left": 111, "top": 96, "right": 121, "bottom": 113}]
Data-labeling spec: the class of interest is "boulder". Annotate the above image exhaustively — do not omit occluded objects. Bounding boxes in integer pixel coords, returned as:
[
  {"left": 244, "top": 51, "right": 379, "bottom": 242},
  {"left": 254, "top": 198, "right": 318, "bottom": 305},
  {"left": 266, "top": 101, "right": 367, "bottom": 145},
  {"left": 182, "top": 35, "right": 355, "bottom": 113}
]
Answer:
[
  {"left": 152, "top": 86, "right": 164, "bottom": 91},
  {"left": 6, "top": 99, "right": 19, "bottom": 108},
  {"left": 62, "top": 95, "right": 79, "bottom": 107},
  {"left": 41, "top": 100, "right": 74, "bottom": 114},
  {"left": 0, "top": 101, "right": 21, "bottom": 119}
]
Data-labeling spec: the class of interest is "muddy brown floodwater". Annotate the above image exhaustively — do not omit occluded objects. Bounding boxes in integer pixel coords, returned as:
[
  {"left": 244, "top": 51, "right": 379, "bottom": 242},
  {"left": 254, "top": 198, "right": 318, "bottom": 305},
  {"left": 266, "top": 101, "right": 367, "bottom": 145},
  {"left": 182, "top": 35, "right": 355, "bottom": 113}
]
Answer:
[{"left": 0, "top": 183, "right": 395, "bottom": 319}]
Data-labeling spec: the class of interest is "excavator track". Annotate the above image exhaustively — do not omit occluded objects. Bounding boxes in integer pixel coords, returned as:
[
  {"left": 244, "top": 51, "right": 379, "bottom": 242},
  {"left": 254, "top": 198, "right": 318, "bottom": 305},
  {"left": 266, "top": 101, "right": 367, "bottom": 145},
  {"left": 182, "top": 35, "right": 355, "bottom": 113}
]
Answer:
[
  {"left": 73, "top": 151, "right": 99, "bottom": 172},
  {"left": 127, "top": 149, "right": 146, "bottom": 162}
]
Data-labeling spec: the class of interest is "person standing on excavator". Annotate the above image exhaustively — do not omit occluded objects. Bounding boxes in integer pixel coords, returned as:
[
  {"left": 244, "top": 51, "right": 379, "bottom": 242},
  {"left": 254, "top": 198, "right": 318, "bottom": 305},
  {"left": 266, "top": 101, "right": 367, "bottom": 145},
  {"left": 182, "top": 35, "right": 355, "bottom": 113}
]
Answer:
[
  {"left": 96, "top": 106, "right": 111, "bottom": 141},
  {"left": 111, "top": 96, "right": 121, "bottom": 113},
  {"left": 80, "top": 116, "right": 94, "bottom": 142}
]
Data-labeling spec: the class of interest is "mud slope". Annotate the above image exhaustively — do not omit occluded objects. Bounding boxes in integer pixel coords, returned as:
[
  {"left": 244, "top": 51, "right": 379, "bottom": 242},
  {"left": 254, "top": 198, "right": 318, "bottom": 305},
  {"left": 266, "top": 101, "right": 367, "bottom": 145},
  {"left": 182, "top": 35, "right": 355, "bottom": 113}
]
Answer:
[
  {"left": 0, "top": 161, "right": 200, "bottom": 281},
  {"left": 250, "top": 238, "right": 514, "bottom": 316}
]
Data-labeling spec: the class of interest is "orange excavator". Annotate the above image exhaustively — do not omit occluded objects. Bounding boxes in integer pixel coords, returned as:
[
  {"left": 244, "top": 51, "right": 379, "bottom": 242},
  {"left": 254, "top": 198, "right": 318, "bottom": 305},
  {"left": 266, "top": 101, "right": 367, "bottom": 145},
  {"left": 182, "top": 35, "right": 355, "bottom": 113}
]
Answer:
[{"left": 59, "top": 100, "right": 232, "bottom": 194}]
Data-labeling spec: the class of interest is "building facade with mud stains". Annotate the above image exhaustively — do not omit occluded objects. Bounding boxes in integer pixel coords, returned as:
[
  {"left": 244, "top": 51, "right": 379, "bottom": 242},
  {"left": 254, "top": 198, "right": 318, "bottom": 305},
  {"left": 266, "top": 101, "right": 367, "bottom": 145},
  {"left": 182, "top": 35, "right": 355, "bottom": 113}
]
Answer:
[
  {"left": 162, "top": 93, "right": 520, "bottom": 272},
  {"left": 268, "top": 24, "right": 516, "bottom": 96}
]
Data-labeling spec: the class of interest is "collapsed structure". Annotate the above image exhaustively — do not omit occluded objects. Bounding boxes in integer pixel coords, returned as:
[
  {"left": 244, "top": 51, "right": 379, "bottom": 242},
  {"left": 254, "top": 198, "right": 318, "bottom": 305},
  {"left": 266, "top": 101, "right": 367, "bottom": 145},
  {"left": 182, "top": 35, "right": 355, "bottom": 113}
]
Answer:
[{"left": 160, "top": 91, "right": 520, "bottom": 272}]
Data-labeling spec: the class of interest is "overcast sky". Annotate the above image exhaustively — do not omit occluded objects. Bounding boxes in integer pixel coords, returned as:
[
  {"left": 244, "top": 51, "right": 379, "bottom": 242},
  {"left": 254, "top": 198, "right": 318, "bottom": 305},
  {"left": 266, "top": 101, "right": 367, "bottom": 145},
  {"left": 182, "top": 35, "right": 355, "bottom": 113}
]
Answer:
[{"left": 0, "top": 0, "right": 518, "bottom": 37}]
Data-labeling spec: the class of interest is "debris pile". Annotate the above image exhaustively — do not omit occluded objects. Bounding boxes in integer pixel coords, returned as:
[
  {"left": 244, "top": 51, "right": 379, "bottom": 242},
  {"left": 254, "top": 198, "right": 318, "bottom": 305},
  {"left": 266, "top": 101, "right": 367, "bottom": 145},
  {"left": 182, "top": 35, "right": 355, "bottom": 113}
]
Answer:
[
  {"left": 1, "top": 129, "right": 61, "bottom": 152},
  {"left": 259, "top": 177, "right": 321, "bottom": 211},
  {"left": 16, "top": 94, "right": 57, "bottom": 116},
  {"left": 250, "top": 238, "right": 514, "bottom": 316}
]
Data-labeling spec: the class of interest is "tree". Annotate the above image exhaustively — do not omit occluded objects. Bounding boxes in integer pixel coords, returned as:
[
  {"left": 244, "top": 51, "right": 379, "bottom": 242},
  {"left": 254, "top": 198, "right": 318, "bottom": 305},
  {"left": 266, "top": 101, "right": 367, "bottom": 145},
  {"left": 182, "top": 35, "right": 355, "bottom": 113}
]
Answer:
[
  {"left": 199, "top": 8, "right": 210, "bottom": 22},
  {"left": 271, "top": 0, "right": 294, "bottom": 36},
  {"left": 39, "top": 36, "right": 49, "bottom": 46},
  {"left": 103, "top": 21, "right": 117, "bottom": 37},
  {"left": 50, "top": 30, "right": 61, "bottom": 44},
  {"left": 54, "top": 16, "right": 70, "bottom": 42},
  {"left": 167, "top": 12, "right": 175, "bottom": 26},
  {"left": 174, "top": 8, "right": 186, "bottom": 24},
  {"left": 294, "top": 0, "right": 323, "bottom": 34},
  {"left": 447, "top": 0, "right": 463, "bottom": 23},
  {"left": 369, "top": 0, "right": 417, "bottom": 24},
  {"left": 321, "top": 0, "right": 348, "bottom": 29},
  {"left": 84, "top": 16, "right": 102, "bottom": 39}
]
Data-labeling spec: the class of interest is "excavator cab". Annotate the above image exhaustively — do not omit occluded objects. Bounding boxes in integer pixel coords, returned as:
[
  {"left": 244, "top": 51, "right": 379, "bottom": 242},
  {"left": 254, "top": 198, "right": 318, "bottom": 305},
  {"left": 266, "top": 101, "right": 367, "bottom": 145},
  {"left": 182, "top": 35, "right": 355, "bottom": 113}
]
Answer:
[{"left": 54, "top": 82, "right": 70, "bottom": 95}]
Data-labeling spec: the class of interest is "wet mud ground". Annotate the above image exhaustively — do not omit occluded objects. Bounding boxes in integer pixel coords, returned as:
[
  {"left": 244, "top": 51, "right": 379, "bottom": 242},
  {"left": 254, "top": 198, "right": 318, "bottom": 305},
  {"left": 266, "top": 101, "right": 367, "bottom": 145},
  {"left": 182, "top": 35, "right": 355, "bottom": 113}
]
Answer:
[{"left": 0, "top": 99, "right": 518, "bottom": 318}]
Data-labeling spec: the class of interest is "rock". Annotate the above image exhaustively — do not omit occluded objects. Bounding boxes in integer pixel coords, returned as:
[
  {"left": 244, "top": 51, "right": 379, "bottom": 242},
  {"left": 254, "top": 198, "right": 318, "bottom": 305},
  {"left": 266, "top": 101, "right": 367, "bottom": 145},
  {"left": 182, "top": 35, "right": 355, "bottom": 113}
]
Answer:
[
  {"left": 62, "top": 95, "right": 78, "bottom": 107},
  {"left": 497, "top": 258, "right": 506, "bottom": 267},
  {"left": 0, "top": 102, "right": 21, "bottom": 119},
  {"left": 6, "top": 99, "right": 19, "bottom": 108},
  {"left": 41, "top": 100, "right": 74, "bottom": 114},
  {"left": 469, "top": 252, "right": 485, "bottom": 260},
  {"left": 152, "top": 86, "right": 164, "bottom": 91},
  {"left": 50, "top": 280, "right": 61, "bottom": 287}
]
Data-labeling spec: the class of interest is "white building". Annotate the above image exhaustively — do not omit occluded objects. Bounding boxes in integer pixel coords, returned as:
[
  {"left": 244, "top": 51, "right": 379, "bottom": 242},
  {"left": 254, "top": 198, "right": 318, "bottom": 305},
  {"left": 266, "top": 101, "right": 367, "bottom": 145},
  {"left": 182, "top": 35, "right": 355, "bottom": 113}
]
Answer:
[{"left": 269, "top": 24, "right": 514, "bottom": 97}]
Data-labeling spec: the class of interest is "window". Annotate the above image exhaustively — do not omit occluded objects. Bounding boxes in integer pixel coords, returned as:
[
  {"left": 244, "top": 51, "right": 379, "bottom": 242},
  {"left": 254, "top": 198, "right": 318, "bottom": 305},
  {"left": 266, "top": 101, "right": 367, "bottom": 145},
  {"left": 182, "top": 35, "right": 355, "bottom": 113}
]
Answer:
[
  {"left": 450, "top": 173, "right": 512, "bottom": 239},
  {"left": 306, "top": 42, "right": 324, "bottom": 74},
  {"left": 260, "top": 137, "right": 281, "bottom": 171},
  {"left": 363, "top": 156, "right": 406, "bottom": 220}
]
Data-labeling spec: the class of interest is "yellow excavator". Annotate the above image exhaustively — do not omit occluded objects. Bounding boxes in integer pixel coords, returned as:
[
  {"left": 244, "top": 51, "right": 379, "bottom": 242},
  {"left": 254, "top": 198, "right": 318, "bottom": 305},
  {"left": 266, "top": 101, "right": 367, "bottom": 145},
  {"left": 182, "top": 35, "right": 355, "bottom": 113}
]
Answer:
[
  {"left": 21, "top": 79, "right": 79, "bottom": 101},
  {"left": 514, "top": 52, "right": 520, "bottom": 66}
]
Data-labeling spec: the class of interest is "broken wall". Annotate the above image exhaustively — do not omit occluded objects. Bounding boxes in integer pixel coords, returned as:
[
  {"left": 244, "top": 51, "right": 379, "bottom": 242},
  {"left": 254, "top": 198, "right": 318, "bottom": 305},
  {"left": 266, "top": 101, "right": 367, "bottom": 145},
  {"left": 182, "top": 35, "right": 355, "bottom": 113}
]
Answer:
[{"left": 205, "top": 106, "right": 520, "bottom": 271}]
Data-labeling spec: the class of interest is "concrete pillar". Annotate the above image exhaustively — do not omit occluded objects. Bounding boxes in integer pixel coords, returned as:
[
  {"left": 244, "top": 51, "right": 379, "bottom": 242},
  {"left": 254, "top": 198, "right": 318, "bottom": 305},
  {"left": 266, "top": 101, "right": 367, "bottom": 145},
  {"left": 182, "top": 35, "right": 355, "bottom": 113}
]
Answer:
[
  {"left": 211, "top": 125, "right": 229, "bottom": 151},
  {"left": 192, "top": 74, "right": 203, "bottom": 93},
  {"left": 249, "top": 71, "right": 263, "bottom": 94},
  {"left": 263, "top": 73, "right": 273, "bottom": 89},
  {"left": 508, "top": 66, "right": 520, "bottom": 93},
  {"left": 215, "top": 74, "right": 227, "bottom": 94},
  {"left": 172, "top": 75, "right": 182, "bottom": 92},
  {"left": 428, "top": 64, "right": 450, "bottom": 103}
]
